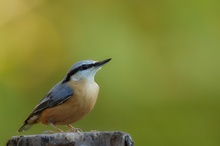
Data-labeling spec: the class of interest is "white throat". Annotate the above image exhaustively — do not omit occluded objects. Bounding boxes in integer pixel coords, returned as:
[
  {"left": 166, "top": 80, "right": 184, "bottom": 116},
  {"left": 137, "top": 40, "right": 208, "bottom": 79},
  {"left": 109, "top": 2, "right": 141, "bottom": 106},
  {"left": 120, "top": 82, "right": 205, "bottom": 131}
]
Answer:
[
  {"left": 71, "top": 74, "right": 95, "bottom": 82},
  {"left": 70, "top": 67, "right": 100, "bottom": 82}
]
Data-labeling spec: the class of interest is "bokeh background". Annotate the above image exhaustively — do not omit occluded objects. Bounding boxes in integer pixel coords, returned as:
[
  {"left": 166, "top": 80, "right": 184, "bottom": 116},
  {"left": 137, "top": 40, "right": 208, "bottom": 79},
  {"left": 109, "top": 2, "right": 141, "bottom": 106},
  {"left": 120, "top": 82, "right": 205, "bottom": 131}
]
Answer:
[{"left": 1, "top": 0, "right": 220, "bottom": 145}]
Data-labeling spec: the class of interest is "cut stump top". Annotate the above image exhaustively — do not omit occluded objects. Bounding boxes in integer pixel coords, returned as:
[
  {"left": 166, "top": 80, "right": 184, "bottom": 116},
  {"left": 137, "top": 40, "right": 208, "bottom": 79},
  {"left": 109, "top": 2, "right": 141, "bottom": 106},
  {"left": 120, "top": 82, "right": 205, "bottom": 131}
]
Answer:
[{"left": 7, "top": 131, "right": 134, "bottom": 146}]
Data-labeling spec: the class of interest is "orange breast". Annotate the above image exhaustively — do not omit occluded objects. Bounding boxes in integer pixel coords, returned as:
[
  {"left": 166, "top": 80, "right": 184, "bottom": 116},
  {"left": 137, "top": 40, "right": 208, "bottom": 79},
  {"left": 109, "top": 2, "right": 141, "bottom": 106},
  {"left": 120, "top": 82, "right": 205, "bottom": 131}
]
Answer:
[{"left": 39, "top": 80, "right": 99, "bottom": 125}]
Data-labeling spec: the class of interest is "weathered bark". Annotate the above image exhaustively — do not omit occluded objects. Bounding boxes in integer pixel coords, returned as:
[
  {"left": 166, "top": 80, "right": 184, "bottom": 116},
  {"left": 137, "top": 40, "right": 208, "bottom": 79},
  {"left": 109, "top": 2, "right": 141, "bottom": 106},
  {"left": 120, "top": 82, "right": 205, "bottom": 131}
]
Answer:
[{"left": 7, "top": 131, "right": 134, "bottom": 146}]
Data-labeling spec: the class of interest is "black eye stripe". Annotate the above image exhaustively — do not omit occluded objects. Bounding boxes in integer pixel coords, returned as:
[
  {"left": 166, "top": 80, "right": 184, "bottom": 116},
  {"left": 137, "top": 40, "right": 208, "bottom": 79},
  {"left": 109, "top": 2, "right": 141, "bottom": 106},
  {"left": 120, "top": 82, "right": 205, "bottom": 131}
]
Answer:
[
  {"left": 80, "top": 64, "right": 93, "bottom": 70},
  {"left": 62, "top": 63, "right": 94, "bottom": 83}
]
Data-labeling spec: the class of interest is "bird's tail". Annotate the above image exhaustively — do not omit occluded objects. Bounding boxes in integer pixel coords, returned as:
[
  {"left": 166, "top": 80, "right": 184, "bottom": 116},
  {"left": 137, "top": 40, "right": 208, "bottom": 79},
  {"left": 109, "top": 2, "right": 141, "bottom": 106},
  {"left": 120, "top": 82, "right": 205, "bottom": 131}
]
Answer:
[{"left": 18, "top": 122, "right": 33, "bottom": 132}]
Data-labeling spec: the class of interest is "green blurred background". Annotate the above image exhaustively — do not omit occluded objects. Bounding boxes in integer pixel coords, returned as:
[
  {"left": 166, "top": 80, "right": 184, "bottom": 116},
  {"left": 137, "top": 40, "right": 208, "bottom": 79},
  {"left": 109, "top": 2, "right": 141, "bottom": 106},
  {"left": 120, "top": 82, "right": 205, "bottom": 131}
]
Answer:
[{"left": 1, "top": 0, "right": 220, "bottom": 145}]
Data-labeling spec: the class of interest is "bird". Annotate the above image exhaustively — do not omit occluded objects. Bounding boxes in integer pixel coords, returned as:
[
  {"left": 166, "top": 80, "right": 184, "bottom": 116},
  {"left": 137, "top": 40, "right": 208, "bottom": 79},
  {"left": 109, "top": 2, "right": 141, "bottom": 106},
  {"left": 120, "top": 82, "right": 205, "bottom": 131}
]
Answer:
[{"left": 18, "top": 58, "right": 111, "bottom": 132}]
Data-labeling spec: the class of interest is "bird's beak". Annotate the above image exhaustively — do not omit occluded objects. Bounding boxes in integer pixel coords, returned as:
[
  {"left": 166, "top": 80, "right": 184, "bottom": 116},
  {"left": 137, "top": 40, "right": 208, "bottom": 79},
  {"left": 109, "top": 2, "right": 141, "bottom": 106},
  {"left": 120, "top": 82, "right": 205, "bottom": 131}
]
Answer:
[{"left": 94, "top": 58, "right": 111, "bottom": 67}]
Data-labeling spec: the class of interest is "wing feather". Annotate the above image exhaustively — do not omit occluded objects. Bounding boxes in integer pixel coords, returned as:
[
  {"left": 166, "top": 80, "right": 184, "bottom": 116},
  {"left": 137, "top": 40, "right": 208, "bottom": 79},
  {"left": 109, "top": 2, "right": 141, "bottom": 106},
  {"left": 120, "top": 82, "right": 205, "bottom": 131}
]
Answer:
[{"left": 25, "top": 82, "right": 74, "bottom": 121}]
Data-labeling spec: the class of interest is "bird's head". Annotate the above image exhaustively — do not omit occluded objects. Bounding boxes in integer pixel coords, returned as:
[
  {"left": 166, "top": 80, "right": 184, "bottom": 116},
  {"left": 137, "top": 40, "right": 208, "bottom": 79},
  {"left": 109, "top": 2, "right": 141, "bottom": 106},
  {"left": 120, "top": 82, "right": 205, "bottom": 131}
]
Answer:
[{"left": 63, "top": 58, "right": 111, "bottom": 82}]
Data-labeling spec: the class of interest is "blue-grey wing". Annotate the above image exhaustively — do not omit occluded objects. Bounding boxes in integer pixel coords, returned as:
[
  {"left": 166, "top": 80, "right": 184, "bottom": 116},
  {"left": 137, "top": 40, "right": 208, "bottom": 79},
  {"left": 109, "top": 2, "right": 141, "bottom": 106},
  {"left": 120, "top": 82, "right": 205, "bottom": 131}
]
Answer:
[{"left": 29, "top": 82, "right": 74, "bottom": 116}]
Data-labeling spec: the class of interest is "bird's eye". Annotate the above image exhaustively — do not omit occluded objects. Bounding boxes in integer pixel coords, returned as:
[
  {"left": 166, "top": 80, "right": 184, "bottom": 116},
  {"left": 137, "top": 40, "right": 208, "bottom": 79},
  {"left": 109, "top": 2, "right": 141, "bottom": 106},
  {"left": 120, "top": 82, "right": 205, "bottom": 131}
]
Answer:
[{"left": 81, "top": 65, "right": 88, "bottom": 70}]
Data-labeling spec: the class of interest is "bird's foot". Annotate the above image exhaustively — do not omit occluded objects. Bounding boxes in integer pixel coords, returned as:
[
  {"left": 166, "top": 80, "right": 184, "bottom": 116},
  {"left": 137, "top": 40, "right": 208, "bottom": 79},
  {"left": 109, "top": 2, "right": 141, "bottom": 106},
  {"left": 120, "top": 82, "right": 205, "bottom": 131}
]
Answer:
[
  {"left": 49, "top": 123, "right": 64, "bottom": 132},
  {"left": 66, "top": 124, "right": 82, "bottom": 132},
  {"left": 42, "top": 130, "right": 56, "bottom": 134},
  {"left": 66, "top": 127, "right": 82, "bottom": 132}
]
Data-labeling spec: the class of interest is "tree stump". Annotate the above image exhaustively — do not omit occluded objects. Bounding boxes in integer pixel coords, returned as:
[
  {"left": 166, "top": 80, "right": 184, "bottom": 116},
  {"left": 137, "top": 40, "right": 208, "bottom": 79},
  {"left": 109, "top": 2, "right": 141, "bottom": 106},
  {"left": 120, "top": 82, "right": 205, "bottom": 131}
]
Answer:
[{"left": 7, "top": 131, "right": 134, "bottom": 146}]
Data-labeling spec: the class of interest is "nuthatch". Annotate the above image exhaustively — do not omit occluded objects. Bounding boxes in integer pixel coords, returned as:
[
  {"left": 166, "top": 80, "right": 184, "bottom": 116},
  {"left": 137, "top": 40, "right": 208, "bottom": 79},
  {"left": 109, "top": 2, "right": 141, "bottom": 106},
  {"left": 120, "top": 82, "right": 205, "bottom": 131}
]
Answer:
[{"left": 18, "top": 58, "right": 111, "bottom": 132}]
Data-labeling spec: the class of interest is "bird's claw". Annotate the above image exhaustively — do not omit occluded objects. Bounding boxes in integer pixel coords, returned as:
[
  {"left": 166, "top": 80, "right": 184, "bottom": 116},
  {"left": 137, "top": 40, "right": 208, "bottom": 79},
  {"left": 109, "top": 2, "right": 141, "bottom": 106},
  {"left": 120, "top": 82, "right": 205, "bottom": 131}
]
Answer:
[
  {"left": 42, "top": 130, "right": 56, "bottom": 134},
  {"left": 66, "top": 127, "right": 82, "bottom": 132}
]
